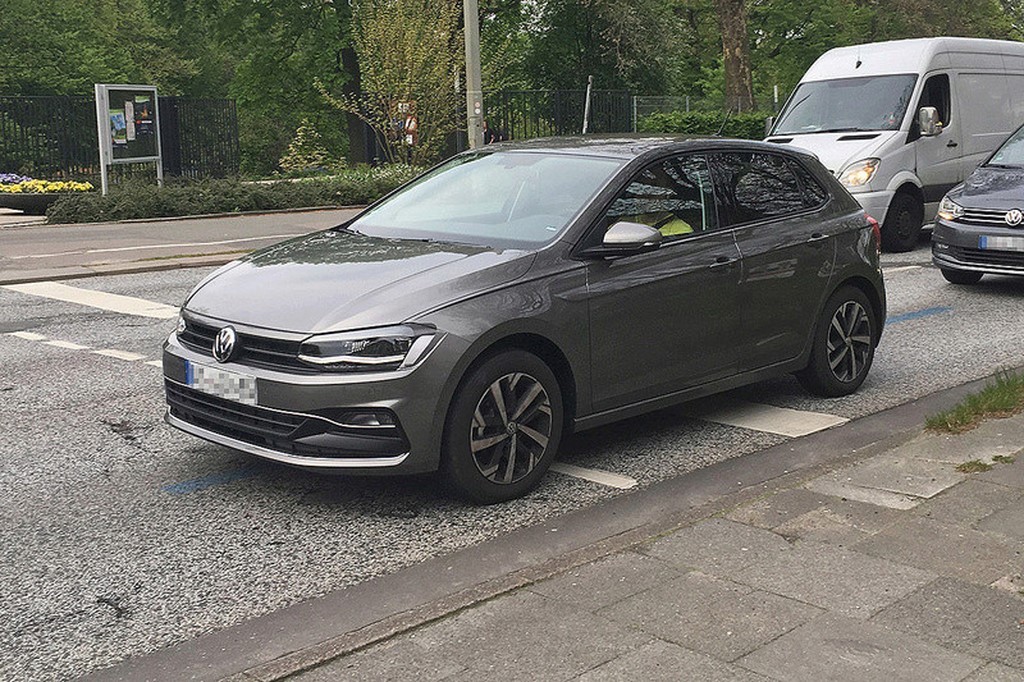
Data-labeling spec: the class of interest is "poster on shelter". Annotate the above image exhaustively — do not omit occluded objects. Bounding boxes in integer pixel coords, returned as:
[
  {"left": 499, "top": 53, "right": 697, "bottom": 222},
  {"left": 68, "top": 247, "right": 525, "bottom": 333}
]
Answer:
[
  {"left": 110, "top": 109, "right": 127, "bottom": 145},
  {"left": 134, "top": 95, "right": 154, "bottom": 136},
  {"left": 125, "top": 101, "right": 136, "bottom": 141}
]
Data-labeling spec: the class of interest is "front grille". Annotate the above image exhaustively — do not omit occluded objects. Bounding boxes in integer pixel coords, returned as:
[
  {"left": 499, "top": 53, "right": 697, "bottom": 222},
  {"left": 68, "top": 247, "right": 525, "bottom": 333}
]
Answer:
[
  {"left": 961, "top": 208, "right": 1017, "bottom": 226},
  {"left": 949, "top": 246, "right": 1024, "bottom": 269},
  {"left": 166, "top": 381, "right": 408, "bottom": 458},
  {"left": 179, "top": 320, "right": 313, "bottom": 373}
]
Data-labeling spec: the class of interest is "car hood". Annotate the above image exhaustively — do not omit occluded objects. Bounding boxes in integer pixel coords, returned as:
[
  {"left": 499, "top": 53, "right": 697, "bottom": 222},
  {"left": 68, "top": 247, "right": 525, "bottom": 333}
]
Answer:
[
  {"left": 184, "top": 230, "right": 536, "bottom": 332},
  {"left": 767, "top": 131, "right": 900, "bottom": 175},
  {"left": 952, "top": 166, "right": 1024, "bottom": 209}
]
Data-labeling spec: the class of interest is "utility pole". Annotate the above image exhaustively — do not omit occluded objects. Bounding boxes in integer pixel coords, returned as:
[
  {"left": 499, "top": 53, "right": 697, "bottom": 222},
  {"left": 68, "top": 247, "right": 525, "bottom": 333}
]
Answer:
[{"left": 463, "top": 0, "right": 484, "bottom": 149}]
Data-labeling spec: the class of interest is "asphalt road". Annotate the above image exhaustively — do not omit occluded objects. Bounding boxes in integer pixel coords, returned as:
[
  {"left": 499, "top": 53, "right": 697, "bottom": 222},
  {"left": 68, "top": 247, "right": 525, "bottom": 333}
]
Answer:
[{"left": 2, "top": 237, "right": 1023, "bottom": 680}]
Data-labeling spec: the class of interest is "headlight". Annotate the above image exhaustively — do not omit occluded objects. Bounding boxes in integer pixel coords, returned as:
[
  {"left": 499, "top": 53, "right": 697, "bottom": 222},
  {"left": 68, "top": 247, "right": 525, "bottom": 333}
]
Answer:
[
  {"left": 297, "top": 324, "right": 437, "bottom": 371},
  {"left": 937, "top": 194, "right": 964, "bottom": 221},
  {"left": 838, "top": 158, "right": 880, "bottom": 188},
  {"left": 176, "top": 314, "right": 186, "bottom": 335}
]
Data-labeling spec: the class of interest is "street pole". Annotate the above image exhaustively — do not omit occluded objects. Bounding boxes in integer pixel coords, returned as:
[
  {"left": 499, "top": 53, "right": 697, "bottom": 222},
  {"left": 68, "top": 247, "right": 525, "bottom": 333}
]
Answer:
[{"left": 463, "top": 0, "right": 484, "bottom": 149}]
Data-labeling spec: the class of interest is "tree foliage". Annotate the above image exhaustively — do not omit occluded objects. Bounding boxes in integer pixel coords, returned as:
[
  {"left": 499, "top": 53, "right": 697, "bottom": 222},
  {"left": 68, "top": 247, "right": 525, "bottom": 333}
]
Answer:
[{"left": 319, "top": 0, "right": 464, "bottom": 166}]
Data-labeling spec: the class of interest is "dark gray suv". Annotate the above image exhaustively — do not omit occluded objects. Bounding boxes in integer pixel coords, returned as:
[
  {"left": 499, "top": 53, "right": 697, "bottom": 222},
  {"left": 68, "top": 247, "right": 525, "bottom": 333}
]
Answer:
[{"left": 163, "top": 137, "right": 886, "bottom": 503}]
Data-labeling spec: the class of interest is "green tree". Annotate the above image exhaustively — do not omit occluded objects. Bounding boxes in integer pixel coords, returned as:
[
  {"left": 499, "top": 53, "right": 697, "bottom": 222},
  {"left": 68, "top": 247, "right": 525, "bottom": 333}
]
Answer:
[{"left": 320, "top": 0, "right": 464, "bottom": 166}]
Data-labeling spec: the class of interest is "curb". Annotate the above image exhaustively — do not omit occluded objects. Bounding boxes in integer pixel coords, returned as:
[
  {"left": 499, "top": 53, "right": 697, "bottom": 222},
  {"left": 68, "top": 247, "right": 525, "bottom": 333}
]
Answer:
[
  {"left": 80, "top": 367, "right": 1020, "bottom": 682},
  {"left": 1, "top": 205, "right": 366, "bottom": 231}
]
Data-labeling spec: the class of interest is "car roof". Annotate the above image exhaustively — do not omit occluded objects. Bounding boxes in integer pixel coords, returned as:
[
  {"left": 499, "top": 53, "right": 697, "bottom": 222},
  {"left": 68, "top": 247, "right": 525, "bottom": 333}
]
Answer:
[{"left": 480, "top": 134, "right": 804, "bottom": 162}]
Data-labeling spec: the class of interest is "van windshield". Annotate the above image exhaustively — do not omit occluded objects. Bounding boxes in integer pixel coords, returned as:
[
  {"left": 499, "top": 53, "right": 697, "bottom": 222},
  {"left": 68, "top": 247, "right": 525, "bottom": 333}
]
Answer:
[
  {"left": 986, "top": 124, "right": 1024, "bottom": 167},
  {"left": 773, "top": 74, "right": 918, "bottom": 135}
]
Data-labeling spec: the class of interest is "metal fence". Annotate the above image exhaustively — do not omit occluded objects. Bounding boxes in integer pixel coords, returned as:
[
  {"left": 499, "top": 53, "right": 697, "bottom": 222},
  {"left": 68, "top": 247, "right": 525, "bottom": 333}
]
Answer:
[
  {"left": 484, "top": 90, "right": 634, "bottom": 141},
  {"left": 0, "top": 95, "right": 240, "bottom": 181}
]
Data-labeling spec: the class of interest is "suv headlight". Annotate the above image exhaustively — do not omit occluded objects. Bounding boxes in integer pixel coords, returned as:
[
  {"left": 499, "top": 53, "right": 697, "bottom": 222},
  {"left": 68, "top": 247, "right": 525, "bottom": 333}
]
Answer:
[
  {"left": 297, "top": 324, "right": 437, "bottom": 371},
  {"left": 937, "top": 194, "right": 964, "bottom": 221},
  {"left": 838, "top": 158, "right": 880, "bottom": 188}
]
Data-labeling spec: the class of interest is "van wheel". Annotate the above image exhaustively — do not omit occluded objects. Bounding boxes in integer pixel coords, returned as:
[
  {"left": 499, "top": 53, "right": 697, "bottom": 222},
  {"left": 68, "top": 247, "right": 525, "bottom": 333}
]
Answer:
[
  {"left": 796, "top": 286, "right": 875, "bottom": 397},
  {"left": 941, "top": 268, "right": 983, "bottom": 285},
  {"left": 880, "top": 192, "right": 924, "bottom": 252},
  {"left": 441, "top": 350, "right": 563, "bottom": 504}
]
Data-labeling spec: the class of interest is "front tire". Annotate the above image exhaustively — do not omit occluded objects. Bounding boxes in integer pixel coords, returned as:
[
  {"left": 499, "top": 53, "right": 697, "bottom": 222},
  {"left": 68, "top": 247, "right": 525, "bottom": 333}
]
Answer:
[
  {"left": 797, "top": 286, "right": 876, "bottom": 397},
  {"left": 880, "top": 192, "right": 924, "bottom": 253},
  {"left": 940, "top": 268, "right": 983, "bottom": 285},
  {"left": 441, "top": 350, "right": 563, "bottom": 504}
]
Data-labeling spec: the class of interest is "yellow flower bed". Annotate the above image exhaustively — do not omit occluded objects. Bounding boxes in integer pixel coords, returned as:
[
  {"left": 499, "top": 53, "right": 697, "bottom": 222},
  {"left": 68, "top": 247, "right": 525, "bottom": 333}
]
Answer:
[{"left": 0, "top": 179, "right": 94, "bottom": 194}]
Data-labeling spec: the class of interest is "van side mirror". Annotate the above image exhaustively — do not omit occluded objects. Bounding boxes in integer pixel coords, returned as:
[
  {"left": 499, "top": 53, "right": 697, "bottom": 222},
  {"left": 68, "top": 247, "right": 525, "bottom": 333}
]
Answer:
[
  {"left": 764, "top": 116, "right": 775, "bottom": 136},
  {"left": 918, "top": 107, "right": 942, "bottom": 136}
]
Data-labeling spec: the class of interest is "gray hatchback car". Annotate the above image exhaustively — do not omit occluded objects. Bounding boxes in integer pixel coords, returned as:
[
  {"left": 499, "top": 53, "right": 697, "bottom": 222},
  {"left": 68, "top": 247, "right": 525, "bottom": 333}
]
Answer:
[{"left": 163, "top": 137, "right": 886, "bottom": 503}]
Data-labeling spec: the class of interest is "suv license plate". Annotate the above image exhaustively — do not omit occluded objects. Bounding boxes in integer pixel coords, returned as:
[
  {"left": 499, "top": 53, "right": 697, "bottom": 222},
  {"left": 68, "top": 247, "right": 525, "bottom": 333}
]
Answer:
[
  {"left": 185, "top": 360, "right": 258, "bottom": 406},
  {"left": 979, "top": 235, "right": 1024, "bottom": 251}
]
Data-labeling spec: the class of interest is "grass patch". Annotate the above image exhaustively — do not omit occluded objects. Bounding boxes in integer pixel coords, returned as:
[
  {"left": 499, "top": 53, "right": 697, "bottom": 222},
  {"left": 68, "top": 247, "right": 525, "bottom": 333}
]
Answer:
[
  {"left": 956, "top": 459, "right": 995, "bottom": 474},
  {"left": 926, "top": 370, "right": 1024, "bottom": 434},
  {"left": 45, "top": 165, "right": 420, "bottom": 225},
  {"left": 993, "top": 454, "right": 1018, "bottom": 465}
]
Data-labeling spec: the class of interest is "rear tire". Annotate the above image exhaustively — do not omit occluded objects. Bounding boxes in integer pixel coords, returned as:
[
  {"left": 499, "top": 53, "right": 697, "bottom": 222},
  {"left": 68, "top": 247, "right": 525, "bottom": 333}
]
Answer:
[
  {"left": 880, "top": 192, "right": 924, "bottom": 253},
  {"left": 441, "top": 350, "right": 563, "bottom": 504},
  {"left": 940, "top": 268, "right": 983, "bottom": 285},
  {"left": 797, "top": 286, "right": 876, "bottom": 398}
]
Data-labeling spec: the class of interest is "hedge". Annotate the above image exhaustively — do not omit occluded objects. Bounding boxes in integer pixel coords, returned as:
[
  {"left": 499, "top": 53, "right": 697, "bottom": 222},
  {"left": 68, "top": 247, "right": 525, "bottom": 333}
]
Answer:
[
  {"left": 45, "top": 165, "right": 421, "bottom": 224},
  {"left": 637, "top": 110, "right": 773, "bottom": 140}
]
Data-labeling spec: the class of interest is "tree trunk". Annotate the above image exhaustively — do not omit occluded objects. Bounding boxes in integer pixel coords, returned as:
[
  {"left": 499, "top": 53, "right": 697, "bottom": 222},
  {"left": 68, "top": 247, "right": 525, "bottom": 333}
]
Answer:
[{"left": 714, "top": 0, "right": 755, "bottom": 112}]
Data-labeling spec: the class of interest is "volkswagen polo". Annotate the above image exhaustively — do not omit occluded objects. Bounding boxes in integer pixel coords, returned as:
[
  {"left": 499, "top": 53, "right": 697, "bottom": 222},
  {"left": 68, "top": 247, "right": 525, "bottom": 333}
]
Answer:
[{"left": 163, "top": 137, "right": 886, "bottom": 503}]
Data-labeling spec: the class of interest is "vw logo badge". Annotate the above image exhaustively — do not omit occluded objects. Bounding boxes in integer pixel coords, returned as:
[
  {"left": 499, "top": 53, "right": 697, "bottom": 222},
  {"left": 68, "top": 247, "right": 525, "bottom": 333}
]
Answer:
[
  {"left": 213, "top": 326, "right": 237, "bottom": 363},
  {"left": 1006, "top": 209, "right": 1024, "bottom": 227}
]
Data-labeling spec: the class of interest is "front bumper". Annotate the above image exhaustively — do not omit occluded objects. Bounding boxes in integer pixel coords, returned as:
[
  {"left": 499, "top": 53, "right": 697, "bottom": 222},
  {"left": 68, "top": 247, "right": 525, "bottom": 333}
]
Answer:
[
  {"left": 162, "top": 330, "right": 460, "bottom": 475},
  {"left": 849, "top": 188, "right": 895, "bottom": 225},
  {"left": 932, "top": 219, "right": 1024, "bottom": 277}
]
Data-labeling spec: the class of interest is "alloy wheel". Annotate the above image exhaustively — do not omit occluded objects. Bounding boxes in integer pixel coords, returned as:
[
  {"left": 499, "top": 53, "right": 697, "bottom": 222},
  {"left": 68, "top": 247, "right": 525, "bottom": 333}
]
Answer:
[
  {"left": 826, "top": 301, "right": 872, "bottom": 383},
  {"left": 470, "top": 372, "right": 553, "bottom": 484}
]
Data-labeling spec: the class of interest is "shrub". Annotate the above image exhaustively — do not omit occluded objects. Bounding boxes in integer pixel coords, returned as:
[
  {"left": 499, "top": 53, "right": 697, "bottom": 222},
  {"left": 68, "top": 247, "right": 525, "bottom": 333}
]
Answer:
[
  {"left": 637, "top": 110, "right": 772, "bottom": 140},
  {"left": 45, "top": 165, "right": 420, "bottom": 224}
]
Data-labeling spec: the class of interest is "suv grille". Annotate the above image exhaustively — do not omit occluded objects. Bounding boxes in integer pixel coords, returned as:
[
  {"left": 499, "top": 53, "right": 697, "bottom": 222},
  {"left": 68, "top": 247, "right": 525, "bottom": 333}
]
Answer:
[
  {"left": 961, "top": 208, "right": 1019, "bottom": 226},
  {"left": 949, "top": 246, "right": 1024, "bottom": 269},
  {"left": 179, "top": 320, "right": 313, "bottom": 373}
]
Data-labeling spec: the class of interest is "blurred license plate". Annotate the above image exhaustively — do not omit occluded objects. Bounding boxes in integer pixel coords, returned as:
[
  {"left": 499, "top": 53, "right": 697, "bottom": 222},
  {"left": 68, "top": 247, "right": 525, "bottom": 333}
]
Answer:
[
  {"left": 979, "top": 235, "right": 1024, "bottom": 251},
  {"left": 185, "top": 360, "right": 258, "bottom": 405}
]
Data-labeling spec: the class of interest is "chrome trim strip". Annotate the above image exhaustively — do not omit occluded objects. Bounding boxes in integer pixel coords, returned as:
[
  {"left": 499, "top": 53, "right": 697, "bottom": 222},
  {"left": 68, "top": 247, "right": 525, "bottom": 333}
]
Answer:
[
  {"left": 165, "top": 412, "right": 410, "bottom": 469},
  {"left": 165, "top": 376, "right": 398, "bottom": 430}
]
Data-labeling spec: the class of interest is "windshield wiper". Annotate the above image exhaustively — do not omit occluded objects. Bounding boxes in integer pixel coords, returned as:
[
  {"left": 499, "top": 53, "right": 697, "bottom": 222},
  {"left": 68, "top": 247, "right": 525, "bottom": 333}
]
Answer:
[
  {"left": 983, "top": 163, "right": 1024, "bottom": 169},
  {"left": 816, "top": 127, "right": 875, "bottom": 134}
]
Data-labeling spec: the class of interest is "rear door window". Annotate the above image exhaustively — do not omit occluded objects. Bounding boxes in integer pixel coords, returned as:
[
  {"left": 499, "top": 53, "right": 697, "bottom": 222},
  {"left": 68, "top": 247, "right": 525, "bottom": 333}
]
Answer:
[{"left": 709, "top": 152, "right": 811, "bottom": 226}]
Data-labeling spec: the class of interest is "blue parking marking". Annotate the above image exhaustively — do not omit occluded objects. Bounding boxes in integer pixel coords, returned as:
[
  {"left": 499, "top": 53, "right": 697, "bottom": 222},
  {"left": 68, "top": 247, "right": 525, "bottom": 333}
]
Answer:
[
  {"left": 162, "top": 466, "right": 258, "bottom": 494},
  {"left": 886, "top": 306, "right": 951, "bottom": 325}
]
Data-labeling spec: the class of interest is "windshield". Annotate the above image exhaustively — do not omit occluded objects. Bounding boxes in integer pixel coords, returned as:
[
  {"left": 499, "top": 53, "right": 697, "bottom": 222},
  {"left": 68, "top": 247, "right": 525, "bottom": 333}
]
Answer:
[
  {"left": 773, "top": 74, "right": 918, "bottom": 135},
  {"left": 986, "top": 124, "right": 1024, "bottom": 167},
  {"left": 347, "top": 151, "right": 624, "bottom": 248}
]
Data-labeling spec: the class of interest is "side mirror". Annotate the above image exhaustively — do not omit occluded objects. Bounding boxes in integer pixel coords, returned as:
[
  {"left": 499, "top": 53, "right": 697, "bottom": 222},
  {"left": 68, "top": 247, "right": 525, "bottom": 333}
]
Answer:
[
  {"left": 582, "top": 221, "right": 663, "bottom": 258},
  {"left": 764, "top": 116, "right": 775, "bottom": 137},
  {"left": 918, "top": 106, "right": 942, "bottom": 137}
]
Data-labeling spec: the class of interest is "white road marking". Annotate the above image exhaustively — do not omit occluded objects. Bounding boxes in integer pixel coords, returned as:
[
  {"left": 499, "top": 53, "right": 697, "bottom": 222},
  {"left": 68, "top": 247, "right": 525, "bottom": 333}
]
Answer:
[
  {"left": 550, "top": 463, "right": 638, "bottom": 490},
  {"left": 45, "top": 340, "right": 90, "bottom": 350},
  {"left": 93, "top": 349, "right": 148, "bottom": 362},
  {"left": 145, "top": 360, "right": 163, "bottom": 368},
  {"left": 692, "top": 399, "right": 847, "bottom": 437},
  {"left": 7, "top": 233, "right": 302, "bottom": 260},
  {"left": 885, "top": 265, "right": 922, "bottom": 274},
  {"left": 9, "top": 331, "right": 47, "bottom": 341},
  {"left": 4, "top": 282, "right": 178, "bottom": 319}
]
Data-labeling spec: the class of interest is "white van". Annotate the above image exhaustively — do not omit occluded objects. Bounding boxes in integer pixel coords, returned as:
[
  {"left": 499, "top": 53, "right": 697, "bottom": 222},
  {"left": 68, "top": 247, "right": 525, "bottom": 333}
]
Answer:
[{"left": 766, "top": 37, "right": 1024, "bottom": 251}]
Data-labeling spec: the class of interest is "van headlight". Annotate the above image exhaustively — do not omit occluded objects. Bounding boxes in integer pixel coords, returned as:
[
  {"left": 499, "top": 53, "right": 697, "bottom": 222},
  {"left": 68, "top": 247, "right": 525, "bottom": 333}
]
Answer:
[
  {"left": 297, "top": 324, "right": 437, "bottom": 371},
  {"left": 838, "top": 158, "right": 880, "bottom": 188},
  {"left": 937, "top": 194, "right": 964, "bottom": 221}
]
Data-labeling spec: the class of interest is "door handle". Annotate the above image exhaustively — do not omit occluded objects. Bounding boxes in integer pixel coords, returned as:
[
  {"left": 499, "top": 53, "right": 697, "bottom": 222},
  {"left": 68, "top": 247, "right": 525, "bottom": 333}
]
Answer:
[
  {"left": 709, "top": 255, "right": 736, "bottom": 268},
  {"left": 806, "top": 232, "right": 829, "bottom": 243},
  {"left": 946, "top": 140, "right": 958, "bottom": 148}
]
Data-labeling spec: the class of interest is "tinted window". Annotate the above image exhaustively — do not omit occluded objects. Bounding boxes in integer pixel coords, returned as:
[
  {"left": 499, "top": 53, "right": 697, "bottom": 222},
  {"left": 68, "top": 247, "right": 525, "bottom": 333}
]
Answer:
[
  {"left": 788, "top": 159, "right": 829, "bottom": 208},
  {"left": 711, "top": 153, "right": 808, "bottom": 225},
  {"left": 603, "top": 155, "right": 715, "bottom": 241}
]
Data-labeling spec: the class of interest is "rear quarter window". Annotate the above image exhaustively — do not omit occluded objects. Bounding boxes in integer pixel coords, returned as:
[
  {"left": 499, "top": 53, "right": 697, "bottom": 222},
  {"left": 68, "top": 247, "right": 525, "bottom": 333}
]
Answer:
[{"left": 711, "top": 152, "right": 811, "bottom": 225}]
